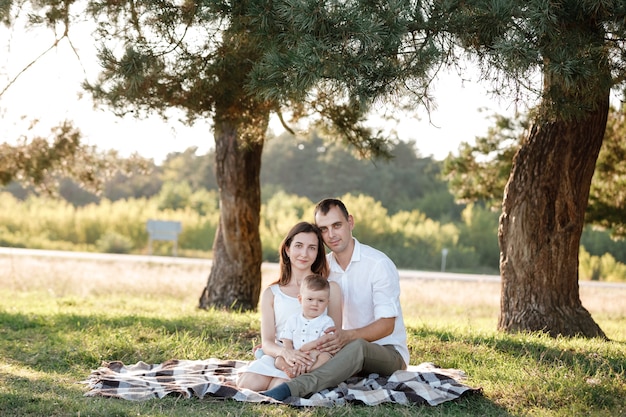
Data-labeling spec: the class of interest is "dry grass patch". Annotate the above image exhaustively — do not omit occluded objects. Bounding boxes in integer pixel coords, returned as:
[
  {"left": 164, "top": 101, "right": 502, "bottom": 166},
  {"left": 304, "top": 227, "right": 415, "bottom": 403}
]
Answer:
[{"left": 2, "top": 250, "right": 625, "bottom": 339}]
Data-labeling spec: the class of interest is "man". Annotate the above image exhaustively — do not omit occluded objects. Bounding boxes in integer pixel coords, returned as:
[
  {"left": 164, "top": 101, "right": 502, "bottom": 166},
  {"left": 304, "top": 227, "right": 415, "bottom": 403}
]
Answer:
[{"left": 262, "top": 198, "right": 409, "bottom": 400}]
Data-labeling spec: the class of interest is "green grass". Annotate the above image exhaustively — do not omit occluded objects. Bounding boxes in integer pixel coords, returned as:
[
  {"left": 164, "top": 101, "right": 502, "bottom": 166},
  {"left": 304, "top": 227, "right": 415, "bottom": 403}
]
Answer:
[{"left": 0, "top": 253, "right": 625, "bottom": 416}]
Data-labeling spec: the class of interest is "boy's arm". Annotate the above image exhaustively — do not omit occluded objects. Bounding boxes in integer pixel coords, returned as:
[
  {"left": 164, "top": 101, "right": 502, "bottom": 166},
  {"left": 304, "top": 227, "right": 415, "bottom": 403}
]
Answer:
[
  {"left": 301, "top": 318, "right": 336, "bottom": 352},
  {"left": 298, "top": 339, "right": 317, "bottom": 352}
]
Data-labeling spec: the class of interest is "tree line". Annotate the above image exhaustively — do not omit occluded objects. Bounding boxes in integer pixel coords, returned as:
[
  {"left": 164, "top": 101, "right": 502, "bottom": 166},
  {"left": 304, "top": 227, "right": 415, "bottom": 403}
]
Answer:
[
  {"left": 6, "top": 131, "right": 460, "bottom": 219},
  {"left": 3, "top": 130, "right": 626, "bottom": 280}
]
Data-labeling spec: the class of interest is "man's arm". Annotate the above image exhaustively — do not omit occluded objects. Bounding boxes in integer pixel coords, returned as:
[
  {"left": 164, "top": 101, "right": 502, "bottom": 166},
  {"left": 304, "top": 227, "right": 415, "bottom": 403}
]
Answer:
[
  {"left": 350, "top": 317, "right": 395, "bottom": 342},
  {"left": 318, "top": 253, "right": 401, "bottom": 355},
  {"left": 317, "top": 317, "right": 395, "bottom": 354}
]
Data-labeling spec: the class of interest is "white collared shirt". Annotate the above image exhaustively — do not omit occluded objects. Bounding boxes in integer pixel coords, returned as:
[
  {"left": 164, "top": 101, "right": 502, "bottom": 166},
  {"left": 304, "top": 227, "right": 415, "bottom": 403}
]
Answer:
[
  {"left": 327, "top": 238, "right": 410, "bottom": 366},
  {"left": 280, "top": 313, "right": 335, "bottom": 350}
]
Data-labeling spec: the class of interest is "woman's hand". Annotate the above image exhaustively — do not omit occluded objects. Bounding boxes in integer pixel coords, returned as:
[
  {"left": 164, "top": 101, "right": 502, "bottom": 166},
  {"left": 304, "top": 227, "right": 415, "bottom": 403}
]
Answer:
[
  {"left": 277, "top": 348, "right": 313, "bottom": 377},
  {"left": 283, "top": 362, "right": 308, "bottom": 378},
  {"left": 280, "top": 347, "right": 314, "bottom": 368}
]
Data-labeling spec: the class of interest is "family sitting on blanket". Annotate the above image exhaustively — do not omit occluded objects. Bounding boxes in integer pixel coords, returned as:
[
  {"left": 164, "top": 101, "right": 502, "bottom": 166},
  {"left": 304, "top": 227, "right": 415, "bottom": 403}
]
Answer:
[{"left": 237, "top": 198, "right": 409, "bottom": 401}]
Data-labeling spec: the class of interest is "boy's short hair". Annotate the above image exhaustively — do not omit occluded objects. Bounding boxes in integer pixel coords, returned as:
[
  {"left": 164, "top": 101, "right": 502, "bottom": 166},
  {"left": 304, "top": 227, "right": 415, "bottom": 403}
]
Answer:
[{"left": 302, "top": 274, "right": 330, "bottom": 294}]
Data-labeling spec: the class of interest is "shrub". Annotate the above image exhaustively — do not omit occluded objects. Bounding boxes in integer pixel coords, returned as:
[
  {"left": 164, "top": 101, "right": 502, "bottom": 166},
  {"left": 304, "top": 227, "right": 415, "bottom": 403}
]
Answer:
[
  {"left": 579, "top": 247, "right": 626, "bottom": 281},
  {"left": 157, "top": 181, "right": 192, "bottom": 210},
  {"left": 96, "top": 231, "right": 134, "bottom": 254}
]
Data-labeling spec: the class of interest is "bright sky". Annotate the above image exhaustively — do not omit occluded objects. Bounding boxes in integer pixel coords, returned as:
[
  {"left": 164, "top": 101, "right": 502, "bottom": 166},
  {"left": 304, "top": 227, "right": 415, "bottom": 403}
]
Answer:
[{"left": 1, "top": 22, "right": 517, "bottom": 164}]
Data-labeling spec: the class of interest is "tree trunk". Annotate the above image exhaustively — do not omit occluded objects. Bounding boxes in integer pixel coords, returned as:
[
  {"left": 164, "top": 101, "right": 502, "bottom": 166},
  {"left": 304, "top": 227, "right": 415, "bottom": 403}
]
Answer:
[
  {"left": 198, "top": 114, "right": 267, "bottom": 311},
  {"left": 498, "top": 93, "right": 609, "bottom": 338}
]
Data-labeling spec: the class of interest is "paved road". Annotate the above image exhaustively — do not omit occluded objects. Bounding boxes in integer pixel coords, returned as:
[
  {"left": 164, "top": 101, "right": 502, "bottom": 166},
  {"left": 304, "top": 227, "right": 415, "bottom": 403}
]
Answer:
[
  {"left": 2, "top": 246, "right": 624, "bottom": 289},
  {"left": 397, "top": 268, "right": 626, "bottom": 289}
]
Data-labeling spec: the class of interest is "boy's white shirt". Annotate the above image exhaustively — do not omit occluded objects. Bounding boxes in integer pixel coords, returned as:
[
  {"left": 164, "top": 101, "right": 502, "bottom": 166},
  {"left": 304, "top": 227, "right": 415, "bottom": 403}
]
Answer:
[{"left": 280, "top": 312, "right": 335, "bottom": 350}]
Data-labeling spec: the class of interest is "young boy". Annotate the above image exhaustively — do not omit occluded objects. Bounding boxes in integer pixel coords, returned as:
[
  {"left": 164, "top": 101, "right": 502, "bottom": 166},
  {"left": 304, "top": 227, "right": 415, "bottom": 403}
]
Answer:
[{"left": 275, "top": 274, "right": 335, "bottom": 373}]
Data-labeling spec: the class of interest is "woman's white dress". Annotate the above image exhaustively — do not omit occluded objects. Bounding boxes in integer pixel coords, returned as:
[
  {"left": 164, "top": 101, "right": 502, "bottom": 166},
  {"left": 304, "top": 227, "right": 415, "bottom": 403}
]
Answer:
[{"left": 239, "top": 284, "right": 301, "bottom": 379}]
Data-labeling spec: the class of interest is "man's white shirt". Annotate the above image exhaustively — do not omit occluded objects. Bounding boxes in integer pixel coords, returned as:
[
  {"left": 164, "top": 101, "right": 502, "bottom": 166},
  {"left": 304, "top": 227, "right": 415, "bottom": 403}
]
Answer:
[{"left": 327, "top": 238, "right": 410, "bottom": 366}]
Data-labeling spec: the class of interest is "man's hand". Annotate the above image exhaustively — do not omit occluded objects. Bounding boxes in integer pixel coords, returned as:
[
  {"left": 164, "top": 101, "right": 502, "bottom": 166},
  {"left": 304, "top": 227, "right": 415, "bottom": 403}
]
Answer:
[{"left": 315, "top": 327, "right": 353, "bottom": 355}]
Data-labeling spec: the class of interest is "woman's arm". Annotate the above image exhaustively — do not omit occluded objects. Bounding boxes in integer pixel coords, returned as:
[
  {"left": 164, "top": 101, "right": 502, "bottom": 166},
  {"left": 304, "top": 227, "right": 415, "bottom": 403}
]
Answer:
[
  {"left": 280, "top": 339, "right": 294, "bottom": 351},
  {"left": 257, "top": 287, "right": 284, "bottom": 357}
]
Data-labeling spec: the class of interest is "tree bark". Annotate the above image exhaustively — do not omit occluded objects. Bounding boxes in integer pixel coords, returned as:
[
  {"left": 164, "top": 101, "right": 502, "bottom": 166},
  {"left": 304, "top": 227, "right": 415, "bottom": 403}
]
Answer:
[
  {"left": 198, "top": 113, "right": 267, "bottom": 311},
  {"left": 498, "top": 92, "right": 609, "bottom": 338}
]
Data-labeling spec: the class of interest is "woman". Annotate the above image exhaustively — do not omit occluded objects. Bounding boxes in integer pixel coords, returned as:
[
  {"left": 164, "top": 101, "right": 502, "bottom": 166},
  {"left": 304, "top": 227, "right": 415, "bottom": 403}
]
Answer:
[{"left": 237, "top": 222, "right": 342, "bottom": 391}]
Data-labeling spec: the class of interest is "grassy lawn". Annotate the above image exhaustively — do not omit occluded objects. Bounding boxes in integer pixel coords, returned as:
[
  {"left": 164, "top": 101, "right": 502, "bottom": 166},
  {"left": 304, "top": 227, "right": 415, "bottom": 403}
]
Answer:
[{"left": 0, "top": 252, "right": 624, "bottom": 416}]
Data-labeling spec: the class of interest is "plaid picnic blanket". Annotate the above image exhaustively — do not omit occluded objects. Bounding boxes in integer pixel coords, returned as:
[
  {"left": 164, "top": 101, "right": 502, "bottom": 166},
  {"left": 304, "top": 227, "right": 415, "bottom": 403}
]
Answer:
[{"left": 82, "top": 358, "right": 480, "bottom": 406}]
